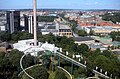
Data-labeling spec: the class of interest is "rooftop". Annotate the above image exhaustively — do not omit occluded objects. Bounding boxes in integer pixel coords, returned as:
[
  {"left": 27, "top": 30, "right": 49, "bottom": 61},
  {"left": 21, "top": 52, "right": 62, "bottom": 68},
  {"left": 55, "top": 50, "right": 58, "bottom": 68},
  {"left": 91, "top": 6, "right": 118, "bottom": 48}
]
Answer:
[
  {"left": 13, "top": 39, "right": 59, "bottom": 56},
  {"left": 59, "top": 24, "right": 71, "bottom": 29},
  {"left": 88, "top": 26, "right": 113, "bottom": 30},
  {"left": 74, "top": 36, "right": 94, "bottom": 42},
  {"left": 41, "top": 29, "right": 58, "bottom": 32}
]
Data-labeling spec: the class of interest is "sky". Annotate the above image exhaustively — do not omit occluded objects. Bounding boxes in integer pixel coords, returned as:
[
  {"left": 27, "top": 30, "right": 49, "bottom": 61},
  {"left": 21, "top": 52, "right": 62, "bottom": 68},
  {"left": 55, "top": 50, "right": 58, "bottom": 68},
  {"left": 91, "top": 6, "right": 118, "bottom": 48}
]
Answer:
[{"left": 0, "top": 0, "right": 120, "bottom": 9}]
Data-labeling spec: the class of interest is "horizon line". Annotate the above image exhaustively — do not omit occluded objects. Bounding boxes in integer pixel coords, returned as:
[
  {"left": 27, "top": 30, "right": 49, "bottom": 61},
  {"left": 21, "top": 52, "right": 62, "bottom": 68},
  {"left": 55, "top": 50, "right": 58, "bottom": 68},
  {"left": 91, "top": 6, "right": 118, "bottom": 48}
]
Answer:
[{"left": 0, "top": 8, "right": 120, "bottom": 10}]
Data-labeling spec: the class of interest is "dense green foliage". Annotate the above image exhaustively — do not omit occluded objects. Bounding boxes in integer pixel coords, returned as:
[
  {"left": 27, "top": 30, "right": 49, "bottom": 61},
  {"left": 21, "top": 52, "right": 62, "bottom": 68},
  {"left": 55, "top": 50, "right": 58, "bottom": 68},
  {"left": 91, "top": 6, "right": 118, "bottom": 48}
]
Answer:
[
  {"left": 102, "top": 12, "right": 120, "bottom": 23},
  {"left": 37, "top": 16, "right": 58, "bottom": 22},
  {"left": 0, "top": 49, "right": 35, "bottom": 79},
  {"left": 0, "top": 31, "right": 120, "bottom": 78},
  {"left": 0, "top": 31, "right": 33, "bottom": 42},
  {"left": 87, "top": 50, "right": 120, "bottom": 78},
  {"left": 109, "top": 31, "right": 120, "bottom": 41},
  {"left": 11, "top": 31, "right": 33, "bottom": 42},
  {"left": 54, "top": 69, "right": 67, "bottom": 79},
  {"left": 69, "top": 20, "right": 78, "bottom": 32},
  {"left": 0, "top": 50, "right": 23, "bottom": 79},
  {"left": 27, "top": 66, "right": 49, "bottom": 79},
  {"left": 78, "top": 30, "right": 87, "bottom": 36},
  {"left": 0, "top": 31, "right": 11, "bottom": 42},
  {"left": 73, "top": 67, "right": 86, "bottom": 78},
  {"left": 39, "top": 33, "right": 120, "bottom": 78}
]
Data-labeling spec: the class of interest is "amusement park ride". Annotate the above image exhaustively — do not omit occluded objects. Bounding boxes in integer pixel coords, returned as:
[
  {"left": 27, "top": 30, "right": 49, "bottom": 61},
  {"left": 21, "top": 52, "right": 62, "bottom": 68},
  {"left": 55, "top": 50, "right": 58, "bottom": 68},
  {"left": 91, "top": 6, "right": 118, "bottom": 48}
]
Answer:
[{"left": 13, "top": 0, "right": 111, "bottom": 79}]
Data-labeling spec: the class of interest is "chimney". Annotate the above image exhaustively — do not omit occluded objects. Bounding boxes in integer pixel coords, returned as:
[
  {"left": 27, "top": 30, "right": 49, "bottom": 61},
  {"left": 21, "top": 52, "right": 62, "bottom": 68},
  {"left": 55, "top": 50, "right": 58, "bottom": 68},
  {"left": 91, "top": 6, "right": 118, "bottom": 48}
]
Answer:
[{"left": 33, "top": 0, "right": 37, "bottom": 46}]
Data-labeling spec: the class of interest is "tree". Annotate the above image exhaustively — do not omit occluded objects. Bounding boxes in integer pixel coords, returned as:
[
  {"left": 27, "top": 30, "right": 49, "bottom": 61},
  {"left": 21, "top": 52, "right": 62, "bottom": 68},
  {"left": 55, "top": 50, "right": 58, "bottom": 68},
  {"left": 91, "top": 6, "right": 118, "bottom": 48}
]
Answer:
[
  {"left": 37, "top": 32, "right": 45, "bottom": 42},
  {"left": 22, "top": 54, "right": 35, "bottom": 68},
  {"left": 0, "top": 31, "right": 11, "bottom": 42},
  {"left": 54, "top": 69, "right": 67, "bottom": 79},
  {"left": 19, "top": 32, "right": 33, "bottom": 40},
  {"left": 89, "top": 30, "right": 95, "bottom": 35},
  {"left": 69, "top": 20, "right": 77, "bottom": 32},
  {"left": 74, "top": 67, "right": 86, "bottom": 78},
  {"left": 78, "top": 30, "right": 87, "bottom": 36},
  {"left": 0, "top": 52, "right": 15, "bottom": 79},
  {"left": 102, "top": 12, "right": 120, "bottom": 23},
  {"left": 86, "top": 66, "right": 95, "bottom": 77},
  {"left": 109, "top": 31, "right": 120, "bottom": 42},
  {"left": 28, "top": 66, "right": 49, "bottom": 79},
  {"left": 9, "top": 49, "right": 23, "bottom": 67},
  {"left": 94, "top": 55, "right": 112, "bottom": 72},
  {"left": 77, "top": 44, "right": 89, "bottom": 53},
  {"left": 44, "top": 33, "right": 56, "bottom": 43},
  {"left": 11, "top": 32, "right": 20, "bottom": 42},
  {"left": 102, "top": 50, "right": 112, "bottom": 58}
]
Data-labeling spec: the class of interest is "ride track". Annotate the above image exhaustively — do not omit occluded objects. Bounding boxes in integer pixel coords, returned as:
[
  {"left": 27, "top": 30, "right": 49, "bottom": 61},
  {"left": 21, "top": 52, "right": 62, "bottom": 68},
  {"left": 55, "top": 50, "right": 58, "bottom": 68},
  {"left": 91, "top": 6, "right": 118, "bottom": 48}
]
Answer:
[
  {"left": 18, "top": 47, "right": 110, "bottom": 79},
  {"left": 18, "top": 47, "right": 72, "bottom": 79}
]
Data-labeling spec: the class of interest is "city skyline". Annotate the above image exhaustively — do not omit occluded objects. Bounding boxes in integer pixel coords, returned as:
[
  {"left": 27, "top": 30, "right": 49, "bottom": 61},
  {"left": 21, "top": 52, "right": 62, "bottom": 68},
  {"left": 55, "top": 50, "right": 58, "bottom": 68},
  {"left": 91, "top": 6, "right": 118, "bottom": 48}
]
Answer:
[{"left": 0, "top": 0, "right": 120, "bottom": 9}]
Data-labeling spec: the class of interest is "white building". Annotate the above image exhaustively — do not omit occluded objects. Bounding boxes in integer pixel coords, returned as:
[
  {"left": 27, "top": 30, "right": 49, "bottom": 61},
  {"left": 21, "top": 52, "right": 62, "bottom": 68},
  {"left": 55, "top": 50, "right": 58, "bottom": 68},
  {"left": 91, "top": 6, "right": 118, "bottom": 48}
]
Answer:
[
  {"left": 0, "top": 24, "right": 6, "bottom": 31},
  {"left": 28, "top": 15, "right": 33, "bottom": 34},
  {"left": 83, "top": 26, "right": 120, "bottom": 34},
  {"left": 13, "top": 39, "right": 59, "bottom": 56},
  {"left": 41, "top": 29, "right": 59, "bottom": 36}
]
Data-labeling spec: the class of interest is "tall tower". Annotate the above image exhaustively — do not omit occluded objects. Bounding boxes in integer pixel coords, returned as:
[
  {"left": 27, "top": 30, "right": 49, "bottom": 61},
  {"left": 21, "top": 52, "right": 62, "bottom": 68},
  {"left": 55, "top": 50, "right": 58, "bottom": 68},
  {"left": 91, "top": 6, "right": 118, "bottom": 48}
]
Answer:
[
  {"left": 6, "top": 10, "right": 20, "bottom": 34},
  {"left": 33, "top": 0, "right": 37, "bottom": 46},
  {"left": 28, "top": 15, "right": 33, "bottom": 34}
]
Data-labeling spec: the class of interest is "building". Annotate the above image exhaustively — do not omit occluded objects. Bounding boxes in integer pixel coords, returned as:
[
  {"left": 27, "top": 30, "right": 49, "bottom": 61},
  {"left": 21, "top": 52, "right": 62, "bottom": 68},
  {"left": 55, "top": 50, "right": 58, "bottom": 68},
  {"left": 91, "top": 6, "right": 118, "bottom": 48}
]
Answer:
[
  {"left": 0, "top": 23, "right": 6, "bottom": 31},
  {"left": 84, "top": 26, "right": 120, "bottom": 34},
  {"left": 41, "top": 29, "right": 58, "bottom": 36},
  {"left": 88, "top": 43, "right": 108, "bottom": 51},
  {"left": 24, "top": 15, "right": 29, "bottom": 31},
  {"left": 13, "top": 39, "right": 59, "bottom": 56},
  {"left": 28, "top": 15, "right": 33, "bottom": 34},
  {"left": 39, "top": 22, "right": 59, "bottom": 36},
  {"left": 74, "top": 36, "right": 108, "bottom": 51},
  {"left": 20, "top": 14, "right": 29, "bottom": 31},
  {"left": 59, "top": 24, "right": 73, "bottom": 38},
  {"left": 74, "top": 36, "right": 95, "bottom": 45},
  {"left": 91, "top": 36, "right": 113, "bottom": 47},
  {"left": 0, "top": 12, "right": 7, "bottom": 31},
  {"left": 6, "top": 10, "right": 20, "bottom": 34}
]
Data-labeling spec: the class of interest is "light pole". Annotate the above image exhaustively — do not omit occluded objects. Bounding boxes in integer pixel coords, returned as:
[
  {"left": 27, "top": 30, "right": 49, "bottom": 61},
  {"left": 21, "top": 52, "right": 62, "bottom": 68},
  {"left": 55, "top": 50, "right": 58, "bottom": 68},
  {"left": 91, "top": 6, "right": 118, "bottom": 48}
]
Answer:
[{"left": 33, "top": 0, "right": 37, "bottom": 46}]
